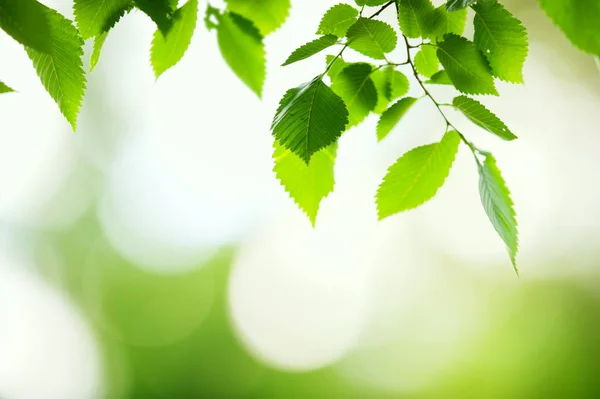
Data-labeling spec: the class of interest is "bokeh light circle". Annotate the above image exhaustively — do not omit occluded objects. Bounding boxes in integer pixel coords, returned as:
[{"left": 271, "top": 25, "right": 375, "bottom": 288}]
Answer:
[
  {"left": 0, "top": 252, "right": 101, "bottom": 399},
  {"left": 228, "top": 207, "right": 370, "bottom": 372}
]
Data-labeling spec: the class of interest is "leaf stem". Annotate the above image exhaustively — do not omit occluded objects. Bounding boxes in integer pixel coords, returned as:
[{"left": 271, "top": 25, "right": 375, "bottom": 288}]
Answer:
[
  {"left": 401, "top": 34, "right": 482, "bottom": 156},
  {"left": 368, "top": 0, "right": 396, "bottom": 19},
  {"left": 322, "top": 0, "right": 399, "bottom": 79}
]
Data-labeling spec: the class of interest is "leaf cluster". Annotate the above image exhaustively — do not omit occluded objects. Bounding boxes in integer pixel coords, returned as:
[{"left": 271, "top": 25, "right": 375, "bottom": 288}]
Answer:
[
  {"left": 272, "top": 0, "right": 528, "bottom": 273},
  {"left": 1, "top": 0, "right": 599, "bottom": 274}
]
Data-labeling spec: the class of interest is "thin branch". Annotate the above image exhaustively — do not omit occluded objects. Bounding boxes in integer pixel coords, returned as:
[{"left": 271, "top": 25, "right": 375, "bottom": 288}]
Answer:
[
  {"left": 368, "top": 0, "right": 396, "bottom": 19},
  {"left": 401, "top": 34, "right": 482, "bottom": 156}
]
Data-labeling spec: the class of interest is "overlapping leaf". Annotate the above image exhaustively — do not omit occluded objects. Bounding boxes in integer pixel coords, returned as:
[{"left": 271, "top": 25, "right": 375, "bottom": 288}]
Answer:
[
  {"left": 225, "top": 0, "right": 290, "bottom": 36},
  {"left": 346, "top": 18, "right": 397, "bottom": 60},
  {"left": 437, "top": 34, "right": 497, "bottom": 95},
  {"left": 74, "top": 0, "right": 132, "bottom": 39},
  {"left": 90, "top": 32, "right": 108, "bottom": 72},
  {"left": 385, "top": 67, "right": 409, "bottom": 100},
  {"left": 453, "top": 96, "right": 517, "bottom": 140},
  {"left": 397, "top": 0, "right": 435, "bottom": 39},
  {"left": 151, "top": 0, "right": 198, "bottom": 78},
  {"left": 426, "top": 5, "right": 467, "bottom": 41},
  {"left": 425, "top": 70, "right": 452, "bottom": 85},
  {"left": 272, "top": 77, "right": 349, "bottom": 163},
  {"left": 473, "top": 1, "right": 528, "bottom": 83},
  {"left": 87, "top": 5, "right": 132, "bottom": 72},
  {"left": 446, "top": 0, "right": 477, "bottom": 12},
  {"left": 317, "top": 3, "right": 358, "bottom": 37},
  {"left": 415, "top": 46, "right": 439, "bottom": 77},
  {"left": 325, "top": 55, "right": 348, "bottom": 79},
  {"left": 216, "top": 12, "right": 266, "bottom": 97},
  {"left": 477, "top": 153, "right": 519, "bottom": 273},
  {"left": 331, "top": 63, "right": 378, "bottom": 127},
  {"left": 135, "top": 0, "right": 176, "bottom": 34},
  {"left": 26, "top": 6, "right": 87, "bottom": 130},
  {"left": 274, "top": 142, "right": 337, "bottom": 226},
  {"left": 0, "top": 0, "right": 51, "bottom": 52},
  {"left": 377, "top": 97, "right": 418, "bottom": 141},
  {"left": 371, "top": 67, "right": 409, "bottom": 114},
  {"left": 283, "top": 35, "right": 338, "bottom": 66},
  {"left": 377, "top": 130, "right": 460, "bottom": 219}
]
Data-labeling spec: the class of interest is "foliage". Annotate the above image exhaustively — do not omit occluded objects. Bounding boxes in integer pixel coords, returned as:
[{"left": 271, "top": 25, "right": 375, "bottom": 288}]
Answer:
[{"left": 0, "top": 0, "right": 599, "bottom": 272}]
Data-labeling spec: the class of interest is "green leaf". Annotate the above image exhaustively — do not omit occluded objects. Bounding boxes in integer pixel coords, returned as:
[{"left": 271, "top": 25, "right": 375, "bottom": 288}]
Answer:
[
  {"left": 371, "top": 68, "right": 390, "bottom": 114},
  {"left": 325, "top": 55, "right": 348, "bottom": 79},
  {"left": 317, "top": 3, "right": 358, "bottom": 38},
  {"left": 473, "top": 1, "right": 528, "bottom": 83},
  {"left": 26, "top": 6, "right": 87, "bottom": 130},
  {"left": 425, "top": 70, "right": 452, "bottom": 85},
  {"left": 73, "top": 0, "right": 132, "bottom": 39},
  {"left": 452, "top": 96, "right": 517, "bottom": 141},
  {"left": 376, "top": 130, "right": 460, "bottom": 219},
  {"left": 90, "top": 31, "right": 108, "bottom": 72},
  {"left": 385, "top": 67, "right": 409, "bottom": 100},
  {"left": 372, "top": 67, "right": 409, "bottom": 114},
  {"left": 446, "top": 0, "right": 477, "bottom": 12},
  {"left": 437, "top": 34, "right": 498, "bottom": 95},
  {"left": 426, "top": 5, "right": 467, "bottom": 41},
  {"left": 0, "top": 0, "right": 52, "bottom": 52},
  {"left": 477, "top": 153, "right": 519, "bottom": 273},
  {"left": 331, "top": 63, "right": 378, "bottom": 127},
  {"left": 0, "top": 80, "right": 15, "bottom": 93},
  {"left": 225, "top": 0, "right": 290, "bottom": 36},
  {"left": 274, "top": 142, "right": 337, "bottom": 226},
  {"left": 539, "top": 0, "right": 600, "bottom": 57},
  {"left": 414, "top": 46, "right": 439, "bottom": 77},
  {"left": 216, "top": 12, "right": 266, "bottom": 97},
  {"left": 151, "top": 0, "right": 198, "bottom": 78},
  {"left": 346, "top": 18, "right": 397, "bottom": 60},
  {"left": 135, "top": 0, "right": 176, "bottom": 34},
  {"left": 87, "top": 5, "right": 132, "bottom": 72},
  {"left": 397, "top": 0, "right": 435, "bottom": 39},
  {"left": 377, "top": 97, "right": 418, "bottom": 141},
  {"left": 272, "top": 77, "right": 349, "bottom": 164},
  {"left": 283, "top": 35, "right": 338, "bottom": 66}
]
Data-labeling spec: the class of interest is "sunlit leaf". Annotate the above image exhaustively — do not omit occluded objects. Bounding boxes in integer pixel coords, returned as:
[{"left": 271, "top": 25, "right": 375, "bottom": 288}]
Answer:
[
  {"left": 437, "top": 34, "right": 497, "bottom": 95},
  {"left": 538, "top": 0, "right": 600, "bottom": 56},
  {"left": 225, "top": 0, "right": 290, "bottom": 36},
  {"left": 317, "top": 3, "right": 359, "bottom": 38},
  {"left": 377, "top": 130, "right": 460, "bottom": 219},
  {"left": 0, "top": 0, "right": 51, "bottom": 52},
  {"left": 274, "top": 142, "right": 337, "bottom": 226},
  {"left": 453, "top": 95, "right": 517, "bottom": 140},
  {"left": 74, "top": 0, "right": 132, "bottom": 39},
  {"left": 283, "top": 35, "right": 338, "bottom": 66},
  {"left": 0, "top": 79, "right": 15, "bottom": 93},
  {"left": 216, "top": 12, "right": 265, "bottom": 97},
  {"left": 346, "top": 17, "right": 397, "bottom": 60},
  {"left": 477, "top": 153, "right": 519, "bottom": 273},
  {"left": 331, "top": 63, "right": 378, "bottom": 127},
  {"left": 26, "top": 6, "right": 87, "bottom": 130},
  {"left": 272, "top": 77, "right": 349, "bottom": 163},
  {"left": 377, "top": 97, "right": 418, "bottom": 141},
  {"left": 151, "top": 0, "right": 198, "bottom": 78}
]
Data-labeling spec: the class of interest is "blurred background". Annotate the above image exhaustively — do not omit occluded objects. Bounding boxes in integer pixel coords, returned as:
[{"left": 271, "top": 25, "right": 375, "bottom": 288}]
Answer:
[{"left": 1, "top": 0, "right": 600, "bottom": 398}]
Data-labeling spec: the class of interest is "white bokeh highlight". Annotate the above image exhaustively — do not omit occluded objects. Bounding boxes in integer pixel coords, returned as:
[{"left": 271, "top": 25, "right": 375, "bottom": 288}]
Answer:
[{"left": 0, "top": 245, "right": 101, "bottom": 399}]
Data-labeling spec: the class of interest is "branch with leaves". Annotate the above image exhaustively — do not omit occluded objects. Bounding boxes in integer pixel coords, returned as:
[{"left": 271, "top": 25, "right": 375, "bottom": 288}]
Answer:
[
  {"left": 273, "top": 0, "right": 526, "bottom": 273},
  {"left": 0, "top": 0, "right": 599, "bottom": 274}
]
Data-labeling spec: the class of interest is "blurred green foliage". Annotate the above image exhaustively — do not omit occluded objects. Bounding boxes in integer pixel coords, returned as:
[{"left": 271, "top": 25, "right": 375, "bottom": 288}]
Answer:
[{"left": 27, "top": 208, "right": 600, "bottom": 399}]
